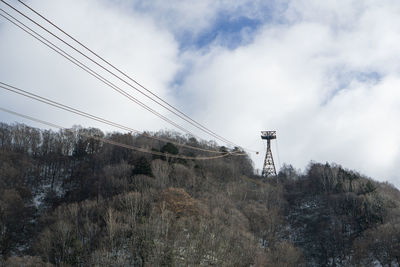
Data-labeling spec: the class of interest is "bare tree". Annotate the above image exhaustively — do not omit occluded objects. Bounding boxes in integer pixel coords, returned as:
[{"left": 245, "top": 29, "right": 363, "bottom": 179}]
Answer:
[{"left": 151, "top": 159, "right": 170, "bottom": 189}]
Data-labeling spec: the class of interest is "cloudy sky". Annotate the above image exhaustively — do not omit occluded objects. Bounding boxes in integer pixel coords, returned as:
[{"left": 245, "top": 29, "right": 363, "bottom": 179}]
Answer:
[{"left": 1, "top": 0, "right": 400, "bottom": 187}]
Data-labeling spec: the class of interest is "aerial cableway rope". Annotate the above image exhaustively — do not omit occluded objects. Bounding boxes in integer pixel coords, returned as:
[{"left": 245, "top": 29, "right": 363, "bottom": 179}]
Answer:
[
  {"left": 16, "top": 0, "right": 241, "bottom": 150},
  {"left": 0, "top": 0, "right": 248, "bottom": 151},
  {"left": 0, "top": 8, "right": 205, "bottom": 142},
  {"left": 0, "top": 106, "right": 246, "bottom": 160},
  {"left": 0, "top": 81, "right": 227, "bottom": 154}
]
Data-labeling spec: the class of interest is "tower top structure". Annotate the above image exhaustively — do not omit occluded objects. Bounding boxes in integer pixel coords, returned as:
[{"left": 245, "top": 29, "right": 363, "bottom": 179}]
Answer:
[{"left": 261, "top": 131, "right": 276, "bottom": 140}]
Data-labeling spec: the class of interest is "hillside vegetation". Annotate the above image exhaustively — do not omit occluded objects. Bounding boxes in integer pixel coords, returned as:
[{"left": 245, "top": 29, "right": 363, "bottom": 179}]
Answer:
[{"left": 0, "top": 122, "right": 399, "bottom": 266}]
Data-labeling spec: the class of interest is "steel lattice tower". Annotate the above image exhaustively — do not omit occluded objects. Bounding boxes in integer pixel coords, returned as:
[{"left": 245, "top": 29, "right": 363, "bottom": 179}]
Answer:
[{"left": 261, "top": 131, "right": 277, "bottom": 177}]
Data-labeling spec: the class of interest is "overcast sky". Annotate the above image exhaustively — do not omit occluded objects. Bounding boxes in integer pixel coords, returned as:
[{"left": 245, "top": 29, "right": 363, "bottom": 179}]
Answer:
[{"left": 1, "top": 0, "right": 400, "bottom": 187}]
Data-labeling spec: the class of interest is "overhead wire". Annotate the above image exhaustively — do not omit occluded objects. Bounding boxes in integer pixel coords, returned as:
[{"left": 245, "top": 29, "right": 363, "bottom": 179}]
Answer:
[
  {"left": 0, "top": 106, "right": 246, "bottom": 160},
  {"left": 0, "top": 8, "right": 204, "bottom": 141},
  {"left": 0, "top": 8, "right": 234, "bottom": 157},
  {"left": 1, "top": 0, "right": 246, "bottom": 150},
  {"left": 0, "top": 81, "right": 228, "bottom": 154},
  {"left": 16, "top": 0, "right": 241, "bottom": 150}
]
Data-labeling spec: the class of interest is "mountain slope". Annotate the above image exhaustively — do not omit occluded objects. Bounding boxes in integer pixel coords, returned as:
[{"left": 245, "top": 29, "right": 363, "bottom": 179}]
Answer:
[{"left": 0, "top": 122, "right": 399, "bottom": 266}]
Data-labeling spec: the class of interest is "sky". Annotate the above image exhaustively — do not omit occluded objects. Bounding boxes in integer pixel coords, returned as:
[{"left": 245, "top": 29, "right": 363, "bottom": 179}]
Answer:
[{"left": 0, "top": 0, "right": 400, "bottom": 187}]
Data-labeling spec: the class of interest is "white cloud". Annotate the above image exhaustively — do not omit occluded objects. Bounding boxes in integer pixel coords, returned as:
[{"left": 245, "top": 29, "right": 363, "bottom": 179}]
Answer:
[
  {"left": 178, "top": 0, "right": 400, "bottom": 187},
  {"left": 116, "top": 0, "right": 287, "bottom": 39},
  {"left": 0, "top": 0, "right": 181, "bottom": 132}
]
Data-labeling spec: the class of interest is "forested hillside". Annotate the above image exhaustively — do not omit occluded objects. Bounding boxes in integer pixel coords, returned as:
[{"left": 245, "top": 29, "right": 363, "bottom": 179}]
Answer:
[{"left": 1, "top": 122, "right": 399, "bottom": 266}]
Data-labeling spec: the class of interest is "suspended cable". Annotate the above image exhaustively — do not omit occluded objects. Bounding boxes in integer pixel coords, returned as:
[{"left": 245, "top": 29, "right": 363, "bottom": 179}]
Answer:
[
  {"left": 0, "top": 106, "right": 246, "bottom": 160},
  {"left": 0, "top": 8, "right": 205, "bottom": 141},
  {"left": 0, "top": 11, "right": 234, "bottom": 157},
  {"left": 1, "top": 0, "right": 244, "bottom": 150},
  {"left": 0, "top": 81, "right": 227, "bottom": 154},
  {"left": 17, "top": 0, "right": 240, "bottom": 149}
]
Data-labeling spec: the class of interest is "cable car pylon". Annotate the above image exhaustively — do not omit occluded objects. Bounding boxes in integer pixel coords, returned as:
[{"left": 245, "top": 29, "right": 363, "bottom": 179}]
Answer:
[{"left": 261, "top": 131, "right": 277, "bottom": 177}]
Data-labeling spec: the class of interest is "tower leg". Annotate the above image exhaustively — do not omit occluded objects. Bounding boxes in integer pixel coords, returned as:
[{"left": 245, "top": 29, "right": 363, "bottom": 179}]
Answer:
[{"left": 262, "top": 140, "right": 276, "bottom": 177}]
